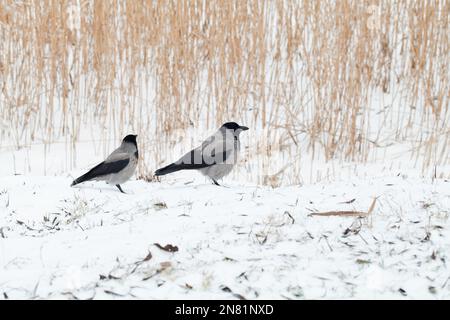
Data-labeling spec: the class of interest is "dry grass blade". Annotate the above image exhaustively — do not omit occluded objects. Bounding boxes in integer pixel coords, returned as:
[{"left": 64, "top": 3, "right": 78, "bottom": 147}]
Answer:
[
  {"left": 310, "top": 197, "right": 378, "bottom": 217},
  {"left": 154, "top": 243, "right": 179, "bottom": 253},
  {"left": 367, "top": 197, "right": 378, "bottom": 215},
  {"left": 310, "top": 211, "right": 369, "bottom": 217}
]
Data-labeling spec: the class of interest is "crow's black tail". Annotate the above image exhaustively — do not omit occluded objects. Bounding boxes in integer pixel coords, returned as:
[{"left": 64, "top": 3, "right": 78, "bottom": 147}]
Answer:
[
  {"left": 71, "top": 170, "right": 96, "bottom": 186},
  {"left": 154, "top": 163, "right": 183, "bottom": 176}
]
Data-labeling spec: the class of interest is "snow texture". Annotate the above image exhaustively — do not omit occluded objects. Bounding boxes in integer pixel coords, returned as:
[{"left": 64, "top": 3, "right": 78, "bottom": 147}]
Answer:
[{"left": 1, "top": 167, "right": 449, "bottom": 299}]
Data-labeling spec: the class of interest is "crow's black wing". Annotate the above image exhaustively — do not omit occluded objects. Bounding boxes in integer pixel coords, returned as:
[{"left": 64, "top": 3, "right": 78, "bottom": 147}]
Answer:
[
  {"left": 71, "top": 158, "right": 130, "bottom": 185},
  {"left": 87, "top": 158, "right": 130, "bottom": 177},
  {"left": 155, "top": 147, "right": 233, "bottom": 176}
]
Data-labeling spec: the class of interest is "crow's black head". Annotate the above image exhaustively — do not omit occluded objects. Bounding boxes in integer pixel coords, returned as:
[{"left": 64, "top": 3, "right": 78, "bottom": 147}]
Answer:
[
  {"left": 123, "top": 134, "right": 138, "bottom": 147},
  {"left": 221, "top": 122, "right": 249, "bottom": 131}
]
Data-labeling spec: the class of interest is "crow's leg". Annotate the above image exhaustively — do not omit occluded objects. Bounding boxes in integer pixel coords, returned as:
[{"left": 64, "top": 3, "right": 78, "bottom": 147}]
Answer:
[
  {"left": 116, "top": 184, "right": 126, "bottom": 193},
  {"left": 211, "top": 179, "right": 221, "bottom": 186}
]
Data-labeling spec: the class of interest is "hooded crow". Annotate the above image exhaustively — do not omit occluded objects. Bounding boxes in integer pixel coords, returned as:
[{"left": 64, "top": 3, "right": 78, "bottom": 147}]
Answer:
[
  {"left": 71, "top": 134, "right": 138, "bottom": 193},
  {"left": 155, "top": 122, "right": 248, "bottom": 186}
]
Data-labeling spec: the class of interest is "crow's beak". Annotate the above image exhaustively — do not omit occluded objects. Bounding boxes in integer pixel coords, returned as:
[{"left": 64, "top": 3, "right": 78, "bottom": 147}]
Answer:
[{"left": 239, "top": 126, "right": 249, "bottom": 131}]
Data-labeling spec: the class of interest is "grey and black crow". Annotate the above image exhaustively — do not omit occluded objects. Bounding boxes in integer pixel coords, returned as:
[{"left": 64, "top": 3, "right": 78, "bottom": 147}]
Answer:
[
  {"left": 71, "top": 134, "right": 138, "bottom": 193},
  {"left": 154, "top": 122, "right": 248, "bottom": 186}
]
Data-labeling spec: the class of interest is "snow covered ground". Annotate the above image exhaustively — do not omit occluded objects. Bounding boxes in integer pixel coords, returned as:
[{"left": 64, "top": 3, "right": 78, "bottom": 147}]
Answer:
[{"left": 0, "top": 165, "right": 449, "bottom": 299}]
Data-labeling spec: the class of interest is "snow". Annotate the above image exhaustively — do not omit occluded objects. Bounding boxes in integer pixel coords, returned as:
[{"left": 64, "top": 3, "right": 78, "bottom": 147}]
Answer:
[{"left": 1, "top": 166, "right": 449, "bottom": 299}]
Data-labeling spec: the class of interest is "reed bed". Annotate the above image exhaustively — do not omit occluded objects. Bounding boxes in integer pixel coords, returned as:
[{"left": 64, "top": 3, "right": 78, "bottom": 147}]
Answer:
[{"left": 0, "top": 0, "right": 448, "bottom": 185}]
